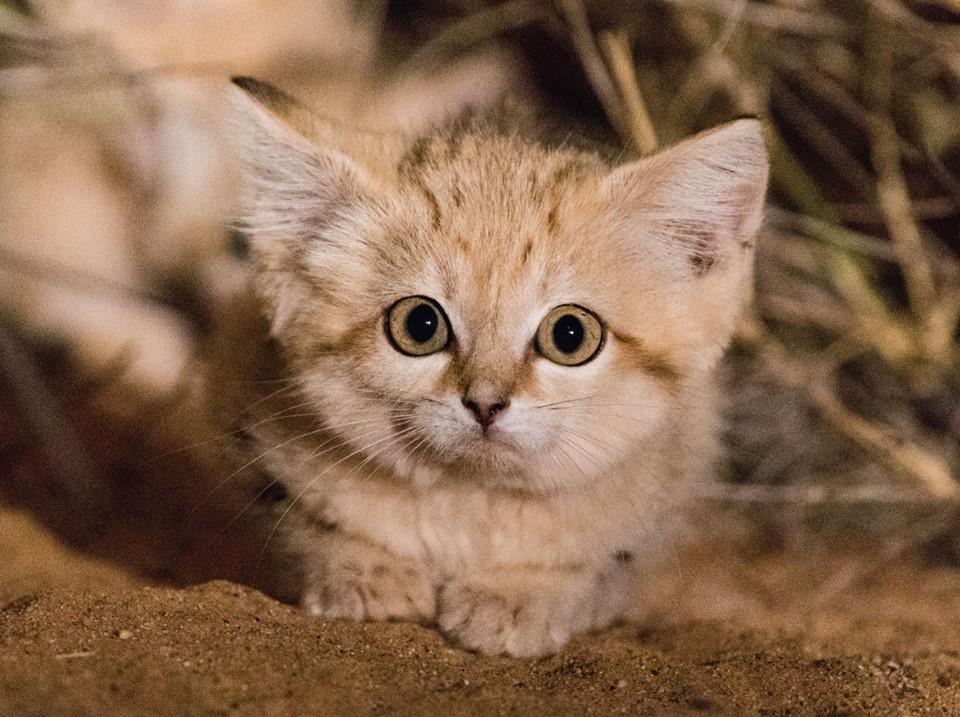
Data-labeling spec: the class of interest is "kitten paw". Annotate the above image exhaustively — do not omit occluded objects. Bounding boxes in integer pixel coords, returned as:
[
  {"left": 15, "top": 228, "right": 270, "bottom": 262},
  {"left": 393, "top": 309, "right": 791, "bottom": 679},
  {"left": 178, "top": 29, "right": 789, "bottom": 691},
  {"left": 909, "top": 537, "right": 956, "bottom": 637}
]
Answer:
[
  {"left": 299, "top": 535, "right": 435, "bottom": 622},
  {"left": 438, "top": 570, "right": 599, "bottom": 657}
]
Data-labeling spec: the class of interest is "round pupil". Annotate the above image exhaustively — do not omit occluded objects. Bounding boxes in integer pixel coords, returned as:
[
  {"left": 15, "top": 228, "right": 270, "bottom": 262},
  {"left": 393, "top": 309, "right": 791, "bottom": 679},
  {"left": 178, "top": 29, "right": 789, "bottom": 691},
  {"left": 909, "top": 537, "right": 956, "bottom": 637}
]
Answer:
[
  {"left": 552, "top": 314, "right": 585, "bottom": 354},
  {"left": 405, "top": 303, "right": 439, "bottom": 344}
]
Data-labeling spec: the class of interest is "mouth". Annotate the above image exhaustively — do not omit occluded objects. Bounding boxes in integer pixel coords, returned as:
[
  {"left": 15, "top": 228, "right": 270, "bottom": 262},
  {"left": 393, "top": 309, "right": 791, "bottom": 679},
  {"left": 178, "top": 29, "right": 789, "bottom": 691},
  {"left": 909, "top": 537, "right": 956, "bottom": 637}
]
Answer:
[
  {"left": 391, "top": 406, "right": 530, "bottom": 473},
  {"left": 452, "top": 428, "right": 525, "bottom": 466}
]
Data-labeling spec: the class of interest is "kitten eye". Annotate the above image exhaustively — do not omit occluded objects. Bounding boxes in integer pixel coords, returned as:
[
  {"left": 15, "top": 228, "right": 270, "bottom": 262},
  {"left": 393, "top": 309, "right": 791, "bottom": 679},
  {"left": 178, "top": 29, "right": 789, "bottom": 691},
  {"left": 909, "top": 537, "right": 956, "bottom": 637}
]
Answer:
[
  {"left": 386, "top": 296, "right": 451, "bottom": 356},
  {"left": 536, "top": 304, "right": 604, "bottom": 366}
]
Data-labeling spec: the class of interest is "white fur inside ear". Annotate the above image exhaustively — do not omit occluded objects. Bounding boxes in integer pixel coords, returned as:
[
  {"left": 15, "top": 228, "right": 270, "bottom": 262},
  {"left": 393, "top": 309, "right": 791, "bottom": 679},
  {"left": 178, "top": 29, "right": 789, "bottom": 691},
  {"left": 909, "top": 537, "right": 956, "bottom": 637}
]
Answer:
[
  {"left": 604, "top": 118, "right": 768, "bottom": 270},
  {"left": 225, "top": 83, "right": 368, "bottom": 220},
  {"left": 224, "top": 83, "right": 375, "bottom": 337},
  {"left": 603, "top": 119, "right": 769, "bottom": 361}
]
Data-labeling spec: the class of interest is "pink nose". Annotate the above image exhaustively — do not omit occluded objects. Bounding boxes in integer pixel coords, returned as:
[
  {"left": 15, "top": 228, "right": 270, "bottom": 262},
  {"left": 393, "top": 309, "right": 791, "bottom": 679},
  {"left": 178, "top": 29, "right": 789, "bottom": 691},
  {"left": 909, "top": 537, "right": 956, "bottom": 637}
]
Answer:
[{"left": 463, "top": 398, "right": 509, "bottom": 429}]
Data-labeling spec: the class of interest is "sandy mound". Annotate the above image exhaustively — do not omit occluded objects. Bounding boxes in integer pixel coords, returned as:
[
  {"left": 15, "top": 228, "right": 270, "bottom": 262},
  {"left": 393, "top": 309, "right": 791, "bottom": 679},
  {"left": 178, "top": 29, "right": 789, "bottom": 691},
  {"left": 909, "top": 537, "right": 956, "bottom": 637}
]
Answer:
[{"left": 4, "top": 507, "right": 960, "bottom": 716}]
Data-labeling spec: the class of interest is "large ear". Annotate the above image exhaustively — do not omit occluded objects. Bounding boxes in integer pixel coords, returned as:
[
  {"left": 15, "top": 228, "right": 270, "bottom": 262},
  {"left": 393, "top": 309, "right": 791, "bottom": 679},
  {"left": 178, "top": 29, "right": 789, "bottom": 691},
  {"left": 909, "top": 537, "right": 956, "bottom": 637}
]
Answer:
[
  {"left": 226, "top": 77, "right": 378, "bottom": 336},
  {"left": 603, "top": 119, "right": 768, "bottom": 363}
]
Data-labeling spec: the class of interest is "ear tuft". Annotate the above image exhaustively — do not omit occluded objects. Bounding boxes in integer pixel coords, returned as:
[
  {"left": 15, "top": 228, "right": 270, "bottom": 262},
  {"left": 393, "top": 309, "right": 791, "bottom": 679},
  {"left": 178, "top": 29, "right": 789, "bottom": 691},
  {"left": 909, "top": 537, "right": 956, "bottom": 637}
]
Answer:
[
  {"left": 228, "top": 76, "right": 320, "bottom": 141},
  {"left": 231, "top": 76, "right": 295, "bottom": 111}
]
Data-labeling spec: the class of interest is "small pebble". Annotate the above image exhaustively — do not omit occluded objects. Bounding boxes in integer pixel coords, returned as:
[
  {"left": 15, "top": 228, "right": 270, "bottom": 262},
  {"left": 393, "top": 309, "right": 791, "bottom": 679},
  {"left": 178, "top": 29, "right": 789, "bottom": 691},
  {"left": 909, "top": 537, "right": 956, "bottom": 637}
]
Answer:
[{"left": 117, "top": 630, "right": 133, "bottom": 640}]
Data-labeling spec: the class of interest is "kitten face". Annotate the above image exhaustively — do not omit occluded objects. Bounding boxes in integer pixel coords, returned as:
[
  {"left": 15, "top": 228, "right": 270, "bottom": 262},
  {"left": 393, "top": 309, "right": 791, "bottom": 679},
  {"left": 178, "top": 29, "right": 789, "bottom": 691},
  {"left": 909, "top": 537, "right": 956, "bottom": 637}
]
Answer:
[
  {"left": 229, "top": 80, "right": 768, "bottom": 493},
  {"left": 285, "top": 147, "right": 676, "bottom": 491}
]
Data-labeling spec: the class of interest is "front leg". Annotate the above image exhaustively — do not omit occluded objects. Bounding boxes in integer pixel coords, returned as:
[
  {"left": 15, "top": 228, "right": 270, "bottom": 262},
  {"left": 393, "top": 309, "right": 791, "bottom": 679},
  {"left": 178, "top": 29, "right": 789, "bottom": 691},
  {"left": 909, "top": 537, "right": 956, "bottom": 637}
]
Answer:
[
  {"left": 299, "top": 532, "right": 436, "bottom": 622},
  {"left": 438, "top": 559, "right": 632, "bottom": 657}
]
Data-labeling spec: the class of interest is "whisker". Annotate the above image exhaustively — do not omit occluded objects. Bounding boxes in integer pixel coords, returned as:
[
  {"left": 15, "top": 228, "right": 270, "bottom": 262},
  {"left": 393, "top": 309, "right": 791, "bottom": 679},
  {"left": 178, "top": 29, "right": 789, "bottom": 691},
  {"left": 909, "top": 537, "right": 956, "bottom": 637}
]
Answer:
[
  {"left": 199, "top": 421, "right": 416, "bottom": 552},
  {"left": 234, "top": 379, "right": 303, "bottom": 410},
  {"left": 146, "top": 397, "right": 316, "bottom": 462},
  {"left": 227, "top": 377, "right": 301, "bottom": 386},
  {"left": 349, "top": 385, "right": 443, "bottom": 407},
  {"left": 542, "top": 401, "right": 663, "bottom": 412},
  {"left": 550, "top": 435, "right": 591, "bottom": 485},
  {"left": 396, "top": 431, "right": 436, "bottom": 481},
  {"left": 535, "top": 394, "right": 598, "bottom": 410},
  {"left": 303, "top": 419, "right": 405, "bottom": 460},
  {"left": 342, "top": 425, "right": 420, "bottom": 483},
  {"left": 544, "top": 409, "right": 655, "bottom": 427},
  {"left": 187, "top": 424, "right": 329, "bottom": 515},
  {"left": 197, "top": 414, "right": 414, "bottom": 512},
  {"left": 254, "top": 427, "right": 420, "bottom": 577},
  {"left": 551, "top": 424, "right": 620, "bottom": 464},
  {"left": 552, "top": 426, "right": 607, "bottom": 466}
]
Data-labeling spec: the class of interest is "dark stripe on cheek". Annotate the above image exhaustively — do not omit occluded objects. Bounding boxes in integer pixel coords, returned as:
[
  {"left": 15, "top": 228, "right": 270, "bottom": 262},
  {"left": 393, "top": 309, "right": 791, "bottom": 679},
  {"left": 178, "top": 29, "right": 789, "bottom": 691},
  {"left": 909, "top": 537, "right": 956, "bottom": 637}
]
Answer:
[
  {"left": 310, "top": 314, "right": 381, "bottom": 355},
  {"left": 611, "top": 331, "right": 684, "bottom": 389},
  {"left": 400, "top": 135, "right": 433, "bottom": 172},
  {"left": 509, "top": 344, "right": 538, "bottom": 398},
  {"left": 433, "top": 352, "right": 465, "bottom": 396}
]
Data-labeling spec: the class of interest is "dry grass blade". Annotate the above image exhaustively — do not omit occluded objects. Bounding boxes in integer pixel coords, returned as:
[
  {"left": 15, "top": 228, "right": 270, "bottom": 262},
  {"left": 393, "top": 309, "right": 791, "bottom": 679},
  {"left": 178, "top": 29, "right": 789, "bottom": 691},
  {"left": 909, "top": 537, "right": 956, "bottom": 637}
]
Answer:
[
  {"left": 754, "top": 333, "right": 956, "bottom": 499},
  {"left": 810, "top": 384, "right": 956, "bottom": 499},
  {"left": 657, "top": 0, "right": 849, "bottom": 37},
  {"left": 598, "top": 28, "right": 657, "bottom": 155},
  {"left": 556, "top": 0, "right": 634, "bottom": 152},
  {"left": 771, "top": 81, "right": 874, "bottom": 200},
  {"left": 702, "top": 482, "right": 959, "bottom": 505},
  {"left": 667, "top": 8, "right": 765, "bottom": 120},
  {"left": 865, "top": 18, "right": 939, "bottom": 353},
  {"left": 0, "top": 317, "right": 111, "bottom": 533},
  {"left": 402, "top": 0, "right": 548, "bottom": 72}
]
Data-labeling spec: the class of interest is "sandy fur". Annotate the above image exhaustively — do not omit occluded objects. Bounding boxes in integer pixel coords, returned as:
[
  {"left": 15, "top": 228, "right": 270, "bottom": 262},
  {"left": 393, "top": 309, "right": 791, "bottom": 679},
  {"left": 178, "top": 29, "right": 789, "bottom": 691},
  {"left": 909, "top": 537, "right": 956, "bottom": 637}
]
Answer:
[{"left": 213, "top": 81, "right": 769, "bottom": 656}]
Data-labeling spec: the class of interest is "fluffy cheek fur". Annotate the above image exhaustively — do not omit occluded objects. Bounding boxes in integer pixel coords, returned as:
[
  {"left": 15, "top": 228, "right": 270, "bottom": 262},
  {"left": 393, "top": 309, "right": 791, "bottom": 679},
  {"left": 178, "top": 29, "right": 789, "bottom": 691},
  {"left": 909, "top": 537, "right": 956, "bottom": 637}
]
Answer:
[{"left": 296, "top": 325, "right": 673, "bottom": 493}]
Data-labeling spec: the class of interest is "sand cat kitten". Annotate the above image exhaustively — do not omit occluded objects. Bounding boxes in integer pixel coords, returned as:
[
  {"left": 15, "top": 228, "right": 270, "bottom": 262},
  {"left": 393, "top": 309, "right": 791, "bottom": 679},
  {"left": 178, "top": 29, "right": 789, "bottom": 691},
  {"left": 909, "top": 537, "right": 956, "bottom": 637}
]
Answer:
[{"left": 214, "top": 78, "right": 768, "bottom": 657}]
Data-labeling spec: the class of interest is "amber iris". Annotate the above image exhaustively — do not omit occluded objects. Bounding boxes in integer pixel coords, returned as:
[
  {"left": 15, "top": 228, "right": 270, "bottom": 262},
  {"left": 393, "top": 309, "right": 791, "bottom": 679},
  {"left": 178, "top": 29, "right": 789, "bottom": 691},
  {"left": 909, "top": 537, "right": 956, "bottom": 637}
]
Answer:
[
  {"left": 536, "top": 304, "right": 604, "bottom": 366},
  {"left": 386, "top": 296, "right": 451, "bottom": 356}
]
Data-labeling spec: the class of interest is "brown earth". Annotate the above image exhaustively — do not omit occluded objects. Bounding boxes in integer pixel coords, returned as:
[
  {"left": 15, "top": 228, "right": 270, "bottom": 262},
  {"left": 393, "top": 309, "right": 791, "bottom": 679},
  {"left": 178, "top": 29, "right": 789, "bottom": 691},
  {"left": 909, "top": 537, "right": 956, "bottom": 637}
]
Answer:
[{"left": 4, "top": 506, "right": 960, "bottom": 717}]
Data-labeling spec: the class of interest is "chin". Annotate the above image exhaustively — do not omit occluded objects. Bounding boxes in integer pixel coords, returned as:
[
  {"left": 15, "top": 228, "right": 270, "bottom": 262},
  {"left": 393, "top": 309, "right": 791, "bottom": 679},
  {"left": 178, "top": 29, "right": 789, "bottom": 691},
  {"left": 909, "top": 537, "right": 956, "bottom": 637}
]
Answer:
[
  {"left": 451, "top": 447, "right": 581, "bottom": 494},
  {"left": 399, "top": 433, "right": 527, "bottom": 489},
  {"left": 447, "top": 447, "right": 522, "bottom": 481}
]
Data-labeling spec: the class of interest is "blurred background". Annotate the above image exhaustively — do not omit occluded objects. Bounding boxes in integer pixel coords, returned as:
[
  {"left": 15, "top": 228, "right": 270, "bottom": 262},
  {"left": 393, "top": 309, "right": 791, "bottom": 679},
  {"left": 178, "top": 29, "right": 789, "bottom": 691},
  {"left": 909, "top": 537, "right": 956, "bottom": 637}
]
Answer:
[{"left": 0, "top": 0, "right": 958, "bottom": 610}]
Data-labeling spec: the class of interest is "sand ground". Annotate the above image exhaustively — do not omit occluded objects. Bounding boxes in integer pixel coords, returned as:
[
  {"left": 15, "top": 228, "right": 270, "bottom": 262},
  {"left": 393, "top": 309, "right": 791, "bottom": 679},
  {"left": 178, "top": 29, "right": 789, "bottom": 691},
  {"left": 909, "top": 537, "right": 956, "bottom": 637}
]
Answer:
[{"left": 4, "top": 505, "right": 960, "bottom": 717}]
